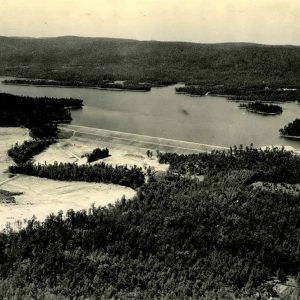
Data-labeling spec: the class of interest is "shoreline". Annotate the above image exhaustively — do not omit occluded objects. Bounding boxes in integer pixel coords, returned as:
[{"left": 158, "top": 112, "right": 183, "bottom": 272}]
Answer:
[
  {"left": 59, "top": 124, "right": 229, "bottom": 154},
  {"left": 2, "top": 82, "right": 151, "bottom": 92},
  {"left": 245, "top": 109, "right": 281, "bottom": 115},
  {"left": 280, "top": 134, "right": 300, "bottom": 139}
]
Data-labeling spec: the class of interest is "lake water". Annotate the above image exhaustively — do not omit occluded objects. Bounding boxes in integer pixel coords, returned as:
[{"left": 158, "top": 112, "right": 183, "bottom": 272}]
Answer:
[{"left": 1, "top": 77, "right": 300, "bottom": 148}]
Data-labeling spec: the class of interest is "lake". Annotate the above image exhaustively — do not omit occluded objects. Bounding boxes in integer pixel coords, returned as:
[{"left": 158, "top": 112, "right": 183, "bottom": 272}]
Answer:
[{"left": 1, "top": 77, "right": 300, "bottom": 148}]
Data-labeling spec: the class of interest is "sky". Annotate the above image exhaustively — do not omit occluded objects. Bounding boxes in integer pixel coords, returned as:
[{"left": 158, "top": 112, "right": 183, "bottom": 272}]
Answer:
[{"left": 0, "top": 0, "right": 300, "bottom": 45}]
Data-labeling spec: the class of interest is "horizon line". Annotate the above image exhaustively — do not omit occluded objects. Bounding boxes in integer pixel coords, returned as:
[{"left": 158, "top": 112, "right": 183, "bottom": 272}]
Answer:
[{"left": 0, "top": 34, "right": 299, "bottom": 47}]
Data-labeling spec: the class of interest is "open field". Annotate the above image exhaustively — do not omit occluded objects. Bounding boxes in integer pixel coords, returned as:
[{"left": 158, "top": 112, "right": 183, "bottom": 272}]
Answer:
[
  {"left": 34, "top": 133, "right": 169, "bottom": 172},
  {"left": 0, "top": 175, "right": 136, "bottom": 231}
]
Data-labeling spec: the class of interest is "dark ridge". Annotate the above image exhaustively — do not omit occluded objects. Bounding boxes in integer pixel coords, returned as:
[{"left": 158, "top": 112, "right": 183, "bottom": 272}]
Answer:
[{"left": 1, "top": 36, "right": 300, "bottom": 86}]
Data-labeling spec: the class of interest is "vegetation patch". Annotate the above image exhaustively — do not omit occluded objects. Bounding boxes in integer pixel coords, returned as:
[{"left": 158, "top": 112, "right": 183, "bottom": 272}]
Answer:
[
  {"left": 239, "top": 101, "right": 283, "bottom": 115},
  {"left": 280, "top": 118, "right": 300, "bottom": 137},
  {"left": 0, "top": 189, "right": 23, "bottom": 204},
  {"left": 158, "top": 145, "right": 300, "bottom": 184},
  {"left": 9, "top": 162, "right": 145, "bottom": 189},
  {"left": 8, "top": 139, "right": 55, "bottom": 164},
  {"left": 83, "top": 147, "right": 110, "bottom": 163}
]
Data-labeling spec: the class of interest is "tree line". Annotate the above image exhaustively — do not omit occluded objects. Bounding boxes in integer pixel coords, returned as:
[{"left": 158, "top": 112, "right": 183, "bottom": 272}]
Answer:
[
  {"left": 176, "top": 85, "right": 300, "bottom": 102},
  {"left": 158, "top": 145, "right": 300, "bottom": 184},
  {"left": 9, "top": 162, "right": 145, "bottom": 189},
  {"left": 3, "top": 79, "right": 151, "bottom": 92},
  {"left": 8, "top": 139, "right": 55, "bottom": 164}
]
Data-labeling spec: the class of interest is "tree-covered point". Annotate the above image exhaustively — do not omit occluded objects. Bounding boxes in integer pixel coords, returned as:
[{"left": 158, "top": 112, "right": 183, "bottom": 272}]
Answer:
[
  {"left": 0, "top": 91, "right": 83, "bottom": 108},
  {"left": 8, "top": 139, "right": 55, "bottom": 164},
  {"left": 83, "top": 147, "right": 110, "bottom": 163},
  {"left": 0, "top": 93, "right": 83, "bottom": 138},
  {"left": 279, "top": 118, "right": 300, "bottom": 137},
  {"left": 176, "top": 85, "right": 300, "bottom": 102},
  {"left": 158, "top": 145, "right": 300, "bottom": 184},
  {"left": 0, "top": 148, "right": 299, "bottom": 298},
  {"left": 9, "top": 162, "right": 145, "bottom": 189},
  {"left": 240, "top": 101, "right": 283, "bottom": 114}
]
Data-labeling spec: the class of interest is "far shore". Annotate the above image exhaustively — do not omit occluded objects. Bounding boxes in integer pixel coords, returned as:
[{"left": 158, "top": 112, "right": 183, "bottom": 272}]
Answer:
[{"left": 2, "top": 81, "right": 150, "bottom": 92}]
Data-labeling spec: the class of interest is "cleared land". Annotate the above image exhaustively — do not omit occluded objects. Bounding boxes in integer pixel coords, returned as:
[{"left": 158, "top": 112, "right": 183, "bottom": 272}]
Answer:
[
  {"left": 0, "top": 127, "right": 170, "bottom": 231},
  {"left": 0, "top": 176, "right": 136, "bottom": 231},
  {"left": 34, "top": 134, "right": 169, "bottom": 172},
  {"left": 0, "top": 128, "right": 151, "bottom": 230}
]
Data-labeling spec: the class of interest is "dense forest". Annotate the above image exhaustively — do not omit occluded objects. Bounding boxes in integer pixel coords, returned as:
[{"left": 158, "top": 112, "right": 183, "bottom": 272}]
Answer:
[
  {"left": 0, "top": 147, "right": 299, "bottom": 299},
  {"left": 239, "top": 101, "right": 283, "bottom": 114},
  {"left": 9, "top": 162, "right": 145, "bottom": 189},
  {"left": 158, "top": 145, "right": 300, "bottom": 184},
  {"left": 0, "top": 93, "right": 83, "bottom": 138},
  {"left": 280, "top": 118, "right": 300, "bottom": 137},
  {"left": 2, "top": 36, "right": 300, "bottom": 87}
]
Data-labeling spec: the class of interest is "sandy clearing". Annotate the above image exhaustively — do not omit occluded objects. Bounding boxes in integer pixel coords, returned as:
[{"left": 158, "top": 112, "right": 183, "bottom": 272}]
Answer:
[
  {"left": 0, "top": 175, "right": 136, "bottom": 231},
  {"left": 0, "top": 127, "right": 167, "bottom": 231},
  {"left": 34, "top": 135, "right": 169, "bottom": 172}
]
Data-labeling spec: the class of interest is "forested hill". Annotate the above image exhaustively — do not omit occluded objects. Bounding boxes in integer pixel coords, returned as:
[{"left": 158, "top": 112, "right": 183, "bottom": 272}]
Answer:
[{"left": 1, "top": 36, "right": 300, "bottom": 86}]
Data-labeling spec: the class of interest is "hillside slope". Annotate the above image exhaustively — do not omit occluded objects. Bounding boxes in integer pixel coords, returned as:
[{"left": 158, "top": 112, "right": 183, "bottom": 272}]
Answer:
[{"left": 1, "top": 36, "right": 300, "bottom": 85}]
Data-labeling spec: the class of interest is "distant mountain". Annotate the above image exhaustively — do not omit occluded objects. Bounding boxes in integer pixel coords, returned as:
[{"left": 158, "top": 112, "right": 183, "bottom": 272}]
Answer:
[{"left": 1, "top": 36, "right": 300, "bottom": 86}]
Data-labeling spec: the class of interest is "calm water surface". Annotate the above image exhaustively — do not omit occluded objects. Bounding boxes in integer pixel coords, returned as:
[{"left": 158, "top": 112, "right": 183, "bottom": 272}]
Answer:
[{"left": 1, "top": 78, "right": 300, "bottom": 148}]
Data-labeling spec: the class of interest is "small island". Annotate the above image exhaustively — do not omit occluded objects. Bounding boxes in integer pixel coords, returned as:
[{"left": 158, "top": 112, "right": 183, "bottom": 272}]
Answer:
[
  {"left": 279, "top": 118, "right": 300, "bottom": 138},
  {"left": 239, "top": 101, "right": 283, "bottom": 115}
]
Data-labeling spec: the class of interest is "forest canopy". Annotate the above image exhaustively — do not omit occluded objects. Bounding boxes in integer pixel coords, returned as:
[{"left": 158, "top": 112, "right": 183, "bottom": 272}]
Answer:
[
  {"left": 0, "top": 147, "right": 299, "bottom": 299},
  {"left": 2, "top": 36, "right": 300, "bottom": 87}
]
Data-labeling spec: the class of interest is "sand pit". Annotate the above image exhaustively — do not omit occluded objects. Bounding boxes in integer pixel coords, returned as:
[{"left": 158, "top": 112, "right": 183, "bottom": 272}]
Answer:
[{"left": 0, "top": 175, "right": 136, "bottom": 231}]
